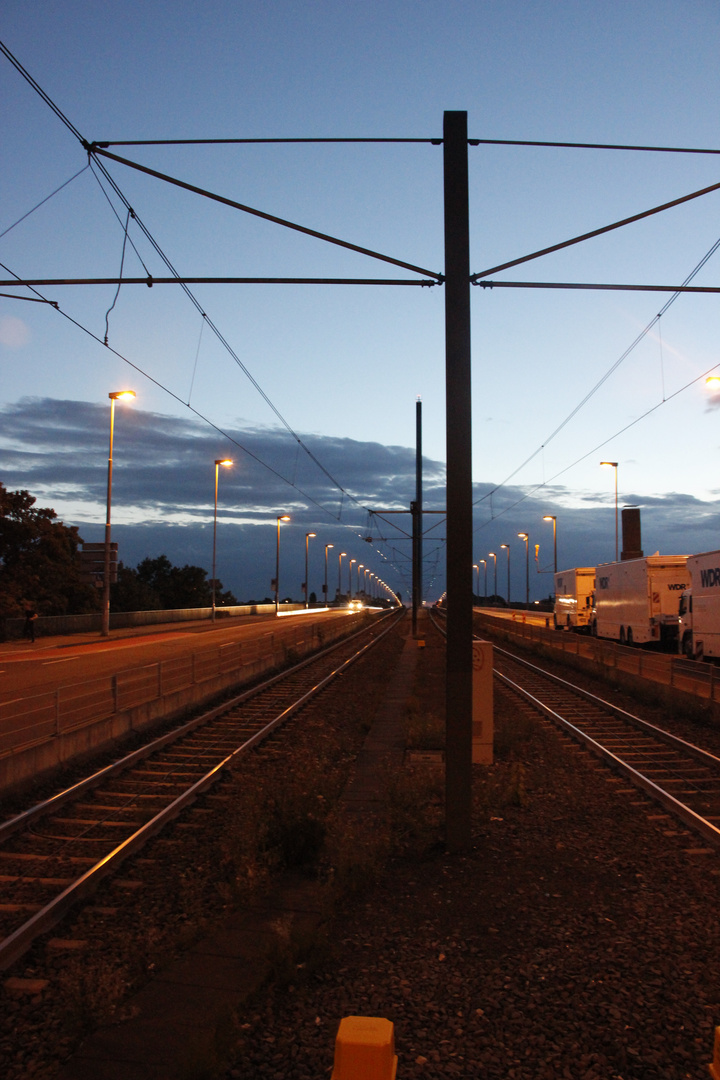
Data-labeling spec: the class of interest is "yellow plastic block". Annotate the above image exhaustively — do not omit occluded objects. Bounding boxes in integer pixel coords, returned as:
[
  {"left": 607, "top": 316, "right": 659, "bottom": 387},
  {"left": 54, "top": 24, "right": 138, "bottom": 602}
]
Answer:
[
  {"left": 709, "top": 1026, "right": 720, "bottom": 1079},
  {"left": 331, "top": 1016, "right": 398, "bottom": 1080}
]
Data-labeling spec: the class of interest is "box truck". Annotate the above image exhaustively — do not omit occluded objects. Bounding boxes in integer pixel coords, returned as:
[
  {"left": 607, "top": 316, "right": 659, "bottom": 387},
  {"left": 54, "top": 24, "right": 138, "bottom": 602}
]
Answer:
[
  {"left": 553, "top": 567, "right": 595, "bottom": 630},
  {"left": 593, "top": 554, "right": 688, "bottom": 647},
  {"left": 678, "top": 549, "right": 720, "bottom": 659}
]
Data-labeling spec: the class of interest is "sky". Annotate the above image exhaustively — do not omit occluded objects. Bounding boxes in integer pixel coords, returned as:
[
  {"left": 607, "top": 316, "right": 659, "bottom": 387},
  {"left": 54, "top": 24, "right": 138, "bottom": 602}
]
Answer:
[{"left": 1, "top": 1, "right": 720, "bottom": 604}]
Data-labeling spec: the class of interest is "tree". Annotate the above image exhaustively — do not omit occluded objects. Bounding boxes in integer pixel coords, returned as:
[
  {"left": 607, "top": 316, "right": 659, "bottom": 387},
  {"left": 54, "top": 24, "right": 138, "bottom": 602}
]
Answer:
[
  {"left": 0, "top": 482, "right": 99, "bottom": 617},
  {"left": 111, "top": 554, "right": 238, "bottom": 612}
]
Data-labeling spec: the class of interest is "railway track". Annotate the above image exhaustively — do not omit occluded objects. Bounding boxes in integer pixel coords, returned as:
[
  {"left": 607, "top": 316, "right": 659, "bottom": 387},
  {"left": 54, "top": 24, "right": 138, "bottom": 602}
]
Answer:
[
  {"left": 494, "top": 643, "right": 720, "bottom": 848},
  {"left": 0, "top": 609, "right": 403, "bottom": 971},
  {"left": 430, "top": 608, "right": 720, "bottom": 846}
]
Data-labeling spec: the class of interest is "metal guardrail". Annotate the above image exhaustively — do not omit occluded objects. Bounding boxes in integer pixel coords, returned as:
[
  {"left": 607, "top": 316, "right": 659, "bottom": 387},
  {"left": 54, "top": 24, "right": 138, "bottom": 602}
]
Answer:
[
  {"left": 476, "top": 611, "right": 720, "bottom": 704},
  {"left": 0, "top": 613, "right": 367, "bottom": 759}
]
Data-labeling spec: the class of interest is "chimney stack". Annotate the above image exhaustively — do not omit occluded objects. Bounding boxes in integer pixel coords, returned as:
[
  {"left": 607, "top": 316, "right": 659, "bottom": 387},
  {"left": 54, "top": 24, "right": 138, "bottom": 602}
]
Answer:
[{"left": 621, "top": 507, "right": 643, "bottom": 561}]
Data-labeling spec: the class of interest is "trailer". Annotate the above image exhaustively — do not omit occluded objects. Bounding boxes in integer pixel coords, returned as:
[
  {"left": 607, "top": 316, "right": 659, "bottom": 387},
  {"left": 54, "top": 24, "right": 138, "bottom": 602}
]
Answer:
[
  {"left": 553, "top": 567, "right": 595, "bottom": 630},
  {"left": 593, "top": 554, "right": 688, "bottom": 647},
  {"left": 678, "top": 549, "right": 720, "bottom": 659}
]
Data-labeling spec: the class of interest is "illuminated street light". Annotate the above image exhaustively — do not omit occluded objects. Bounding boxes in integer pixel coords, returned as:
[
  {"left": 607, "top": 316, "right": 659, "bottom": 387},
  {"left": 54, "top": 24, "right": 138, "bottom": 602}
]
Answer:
[
  {"left": 338, "top": 551, "right": 347, "bottom": 600},
  {"left": 479, "top": 558, "right": 487, "bottom": 598},
  {"left": 472, "top": 563, "right": 479, "bottom": 600},
  {"left": 102, "top": 390, "right": 135, "bottom": 637},
  {"left": 518, "top": 533, "right": 530, "bottom": 608},
  {"left": 212, "top": 458, "right": 233, "bottom": 623},
  {"left": 500, "top": 544, "right": 511, "bottom": 603},
  {"left": 304, "top": 532, "right": 316, "bottom": 608},
  {"left": 543, "top": 515, "right": 557, "bottom": 574},
  {"left": 275, "top": 515, "right": 290, "bottom": 613},
  {"left": 349, "top": 558, "right": 356, "bottom": 598},
  {"left": 488, "top": 552, "right": 497, "bottom": 601},
  {"left": 324, "top": 543, "right": 333, "bottom": 607},
  {"left": 600, "top": 462, "right": 619, "bottom": 561},
  {"left": 357, "top": 564, "right": 364, "bottom": 598}
]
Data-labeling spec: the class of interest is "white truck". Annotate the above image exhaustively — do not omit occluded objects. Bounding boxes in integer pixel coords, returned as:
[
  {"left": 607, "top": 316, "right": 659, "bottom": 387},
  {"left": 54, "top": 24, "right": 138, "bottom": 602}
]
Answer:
[
  {"left": 593, "top": 554, "right": 688, "bottom": 647},
  {"left": 553, "top": 567, "right": 595, "bottom": 631},
  {"left": 678, "top": 549, "right": 720, "bottom": 660}
]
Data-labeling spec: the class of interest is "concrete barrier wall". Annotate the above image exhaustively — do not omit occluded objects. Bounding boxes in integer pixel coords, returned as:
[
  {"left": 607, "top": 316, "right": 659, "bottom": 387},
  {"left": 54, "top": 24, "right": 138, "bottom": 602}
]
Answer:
[
  {"left": 1, "top": 603, "right": 304, "bottom": 640},
  {"left": 1, "top": 610, "right": 368, "bottom": 795},
  {"left": 476, "top": 611, "right": 720, "bottom": 725}
]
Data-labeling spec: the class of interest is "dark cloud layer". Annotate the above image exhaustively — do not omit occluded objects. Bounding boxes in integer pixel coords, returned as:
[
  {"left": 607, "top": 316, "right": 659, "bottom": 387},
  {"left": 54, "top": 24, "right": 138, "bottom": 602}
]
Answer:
[{"left": 1, "top": 398, "right": 719, "bottom": 603}]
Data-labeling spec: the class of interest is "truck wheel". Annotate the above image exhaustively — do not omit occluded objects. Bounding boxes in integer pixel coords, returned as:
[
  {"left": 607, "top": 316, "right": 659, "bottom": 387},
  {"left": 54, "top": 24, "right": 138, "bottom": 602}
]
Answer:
[
  {"left": 619, "top": 627, "right": 626, "bottom": 645},
  {"left": 683, "top": 633, "right": 693, "bottom": 659},
  {"left": 626, "top": 627, "right": 634, "bottom": 646}
]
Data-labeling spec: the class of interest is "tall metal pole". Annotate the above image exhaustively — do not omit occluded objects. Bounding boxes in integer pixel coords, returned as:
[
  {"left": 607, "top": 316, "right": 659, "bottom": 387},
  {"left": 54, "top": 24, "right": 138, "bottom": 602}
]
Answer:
[
  {"left": 212, "top": 461, "right": 220, "bottom": 623},
  {"left": 413, "top": 397, "right": 423, "bottom": 636},
  {"left": 443, "top": 110, "right": 473, "bottom": 852},
  {"left": 304, "top": 532, "right": 316, "bottom": 608},
  {"left": 101, "top": 397, "right": 117, "bottom": 638},
  {"left": 501, "top": 544, "right": 510, "bottom": 603},
  {"left": 338, "top": 551, "right": 346, "bottom": 599},
  {"left": 324, "top": 543, "right": 333, "bottom": 607}
]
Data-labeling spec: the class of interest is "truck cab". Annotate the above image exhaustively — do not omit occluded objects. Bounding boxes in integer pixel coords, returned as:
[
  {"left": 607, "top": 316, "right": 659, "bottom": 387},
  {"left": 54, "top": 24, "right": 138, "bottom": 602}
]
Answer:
[{"left": 678, "top": 589, "right": 693, "bottom": 657}]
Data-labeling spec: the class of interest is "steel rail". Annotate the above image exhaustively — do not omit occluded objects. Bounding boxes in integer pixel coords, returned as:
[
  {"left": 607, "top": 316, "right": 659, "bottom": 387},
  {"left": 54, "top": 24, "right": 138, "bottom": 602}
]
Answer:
[
  {"left": 0, "top": 611, "right": 393, "bottom": 844},
  {"left": 432, "top": 609, "right": 720, "bottom": 845},
  {"left": 0, "top": 609, "right": 404, "bottom": 971},
  {"left": 495, "top": 666, "right": 720, "bottom": 849},
  {"left": 491, "top": 642, "right": 720, "bottom": 768}
]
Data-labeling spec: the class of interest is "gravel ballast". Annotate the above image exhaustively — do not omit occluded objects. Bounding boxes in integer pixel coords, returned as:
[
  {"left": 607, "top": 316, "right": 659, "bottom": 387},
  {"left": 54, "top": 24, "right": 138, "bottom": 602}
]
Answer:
[{"left": 225, "top": 626, "right": 720, "bottom": 1080}]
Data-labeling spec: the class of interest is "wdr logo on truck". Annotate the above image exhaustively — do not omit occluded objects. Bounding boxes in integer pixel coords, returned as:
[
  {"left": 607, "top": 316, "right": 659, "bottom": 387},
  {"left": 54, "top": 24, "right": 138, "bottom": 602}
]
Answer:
[{"left": 700, "top": 567, "right": 720, "bottom": 588}]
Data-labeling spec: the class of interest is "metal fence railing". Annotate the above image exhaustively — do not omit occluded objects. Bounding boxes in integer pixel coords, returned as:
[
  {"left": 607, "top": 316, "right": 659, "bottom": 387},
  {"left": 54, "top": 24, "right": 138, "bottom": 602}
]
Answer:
[
  {"left": 476, "top": 612, "right": 720, "bottom": 705},
  {"left": 1, "top": 613, "right": 367, "bottom": 760}
]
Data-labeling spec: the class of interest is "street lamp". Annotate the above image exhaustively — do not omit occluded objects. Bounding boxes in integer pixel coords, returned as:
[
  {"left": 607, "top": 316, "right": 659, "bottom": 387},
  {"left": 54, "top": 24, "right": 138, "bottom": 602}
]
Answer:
[
  {"left": 212, "top": 458, "right": 233, "bottom": 622},
  {"left": 543, "top": 515, "right": 557, "bottom": 574},
  {"left": 324, "top": 543, "right": 333, "bottom": 607},
  {"left": 473, "top": 564, "right": 479, "bottom": 600},
  {"left": 357, "top": 564, "right": 364, "bottom": 598},
  {"left": 500, "top": 544, "right": 511, "bottom": 603},
  {"left": 102, "top": 390, "right": 135, "bottom": 637},
  {"left": 304, "top": 532, "right": 316, "bottom": 608},
  {"left": 600, "top": 462, "right": 619, "bottom": 561},
  {"left": 479, "top": 558, "right": 487, "bottom": 598},
  {"left": 349, "top": 558, "right": 356, "bottom": 598},
  {"left": 518, "top": 533, "right": 529, "bottom": 608},
  {"left": 488, "top": 552, "right": 497, "bottom": 602},
  {"left": 338, "top": 551, "right": 347, "bottom": 600},
  {"left": 275, "top": 514, "right": 290, "bottom": 613}
]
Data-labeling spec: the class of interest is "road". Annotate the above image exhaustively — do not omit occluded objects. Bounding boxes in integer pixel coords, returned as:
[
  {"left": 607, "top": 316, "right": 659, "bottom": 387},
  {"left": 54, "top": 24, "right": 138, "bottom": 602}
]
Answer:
[{"left": 0, "top": 610, "right": 351, "bottom": 704}]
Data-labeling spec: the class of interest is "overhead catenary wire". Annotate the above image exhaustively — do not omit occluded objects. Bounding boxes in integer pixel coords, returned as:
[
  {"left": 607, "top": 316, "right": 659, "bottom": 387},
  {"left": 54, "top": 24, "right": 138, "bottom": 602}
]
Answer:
[{"left": 474, "top": 233, "right": 720, "bottom": 506}]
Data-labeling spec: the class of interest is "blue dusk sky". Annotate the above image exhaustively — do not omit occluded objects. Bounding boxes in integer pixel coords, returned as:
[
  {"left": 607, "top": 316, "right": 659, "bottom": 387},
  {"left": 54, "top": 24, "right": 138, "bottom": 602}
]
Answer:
[{"left": 1, "top": 1, "right": 720, "bottom": 603}]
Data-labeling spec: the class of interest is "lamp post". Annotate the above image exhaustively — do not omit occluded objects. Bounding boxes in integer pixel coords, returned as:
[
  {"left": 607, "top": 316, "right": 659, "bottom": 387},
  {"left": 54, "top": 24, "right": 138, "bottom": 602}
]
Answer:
[
  {"left": 488, "top": 552, "right": 497, "bottom": 601},
  {"left": 338, "top": 551, "right": 347, "bottom": 600},
  {"left": 275, "top": 514, "right": 290, "bottom": 613},
  {"left": 600, "top": 462, "right": 619, "bottom": 561},
  {"left": 543, "top": 515, "right": 557, "bottom": 574},
  {"left": 500, "top": 543, "right": 510, "bottom": 603},
  {"left": 212, "top": 458, "right": 233, "bottom": 622},
  {"left": 324, "top": 543, "right": 333, "bottom": 607},
  {"left": 102, "top": 390, "right": 135, "bottom": 637},
  {"left": 304, "top": 532, "right": 316, "bottom": 608},
  {"left": 518, "top": 532, "right": 529, "bottom": 607},
  {"left": 479, "top": 558, "right": 487, "bottom": 599},
  {"left": 357, "top": 564, "right": 364, "bottom": 598},
  {"left": 349, "top": 558, "right": 356, "bottom": 598},
  {"left": 472, "top": 563, "right": 479, "bottom": 600}
]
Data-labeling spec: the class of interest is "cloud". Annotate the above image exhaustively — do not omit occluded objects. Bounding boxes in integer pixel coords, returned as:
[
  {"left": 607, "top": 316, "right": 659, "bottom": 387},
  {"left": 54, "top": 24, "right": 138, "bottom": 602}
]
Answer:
[{"left": 2, "top": 397, "right": 720, "bottom": 603}]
